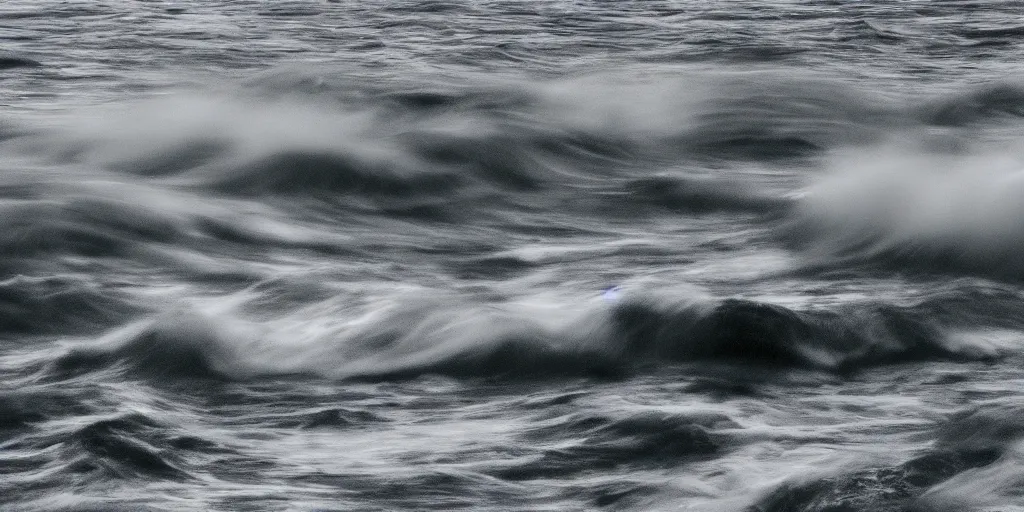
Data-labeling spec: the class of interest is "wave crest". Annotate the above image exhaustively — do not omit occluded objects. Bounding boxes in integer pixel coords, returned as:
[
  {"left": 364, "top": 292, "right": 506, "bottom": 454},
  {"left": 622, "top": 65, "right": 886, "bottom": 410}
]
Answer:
[{"left": 47, "top": 290, "right": 1008, "bottom": 383}]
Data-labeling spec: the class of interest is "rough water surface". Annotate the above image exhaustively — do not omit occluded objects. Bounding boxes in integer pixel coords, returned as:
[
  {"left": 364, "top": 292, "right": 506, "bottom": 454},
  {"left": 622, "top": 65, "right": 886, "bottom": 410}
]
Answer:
[{"left": 3, "top": 1, "right": 1024, "bottom": 510}]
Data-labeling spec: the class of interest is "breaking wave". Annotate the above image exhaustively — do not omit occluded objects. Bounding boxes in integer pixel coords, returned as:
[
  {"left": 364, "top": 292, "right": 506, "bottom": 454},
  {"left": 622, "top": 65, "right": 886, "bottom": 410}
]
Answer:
[
  {"left": 3, "top": 70, "right": 1023, "bottom": 208},
  {"left": 787, "top": 148, "right": 1024, "bottom": 281},
  {"left": 49, "top": 288, "right": 1015, "bottom": 382}
]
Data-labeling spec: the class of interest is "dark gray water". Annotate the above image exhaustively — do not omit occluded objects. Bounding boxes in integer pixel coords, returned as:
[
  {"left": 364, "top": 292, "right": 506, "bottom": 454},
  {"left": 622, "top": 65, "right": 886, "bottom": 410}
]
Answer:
[{"left": 4, "top": 1, "right": 1024, "bottom": 510}]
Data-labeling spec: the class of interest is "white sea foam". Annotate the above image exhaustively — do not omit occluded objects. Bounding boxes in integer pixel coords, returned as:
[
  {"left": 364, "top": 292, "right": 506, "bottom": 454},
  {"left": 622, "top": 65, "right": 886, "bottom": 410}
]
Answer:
[{"left": 790, "top": 145, "right": 1024, "bottom": 279}]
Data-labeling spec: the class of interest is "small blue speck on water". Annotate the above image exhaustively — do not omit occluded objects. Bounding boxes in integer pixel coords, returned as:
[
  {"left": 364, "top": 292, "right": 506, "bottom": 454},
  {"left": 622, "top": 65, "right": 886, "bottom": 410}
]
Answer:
[{"left": 602, "top": 286, "right": 622, "bottom": 302}]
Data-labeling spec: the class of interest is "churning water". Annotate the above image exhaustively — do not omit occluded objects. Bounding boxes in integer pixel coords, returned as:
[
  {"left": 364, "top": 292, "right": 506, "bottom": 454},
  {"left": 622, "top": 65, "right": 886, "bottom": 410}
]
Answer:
[{"left": 3, "top": 1, "right": 1024, "bottom": 510}]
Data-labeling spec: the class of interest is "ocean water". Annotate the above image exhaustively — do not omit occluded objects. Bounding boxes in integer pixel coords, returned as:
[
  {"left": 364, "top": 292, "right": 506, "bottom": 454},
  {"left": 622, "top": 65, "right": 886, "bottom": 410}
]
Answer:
[{"left": 3, "top": 1, "right": 1024, "bottom": 510}]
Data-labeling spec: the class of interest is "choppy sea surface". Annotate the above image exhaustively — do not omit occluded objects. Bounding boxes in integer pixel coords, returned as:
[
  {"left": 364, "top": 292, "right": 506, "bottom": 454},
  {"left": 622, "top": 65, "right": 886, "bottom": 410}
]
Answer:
[{"left": 5, "top": 1, "right": 1024, "bottom": 510}]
